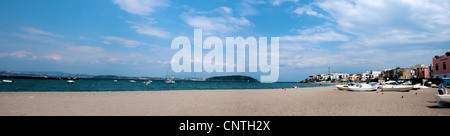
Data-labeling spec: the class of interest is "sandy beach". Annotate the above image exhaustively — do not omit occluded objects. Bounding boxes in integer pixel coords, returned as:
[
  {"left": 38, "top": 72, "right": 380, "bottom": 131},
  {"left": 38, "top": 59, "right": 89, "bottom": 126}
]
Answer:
[{"left": 0, "top": 86, "right": 449, "bottom": 116}]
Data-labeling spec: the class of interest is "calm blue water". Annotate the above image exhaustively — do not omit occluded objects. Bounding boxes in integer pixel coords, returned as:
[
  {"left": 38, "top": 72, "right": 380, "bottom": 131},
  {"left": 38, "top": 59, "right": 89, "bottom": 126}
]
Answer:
[{"left": 0, "top": 79, "right": 333, "bottom": 92}]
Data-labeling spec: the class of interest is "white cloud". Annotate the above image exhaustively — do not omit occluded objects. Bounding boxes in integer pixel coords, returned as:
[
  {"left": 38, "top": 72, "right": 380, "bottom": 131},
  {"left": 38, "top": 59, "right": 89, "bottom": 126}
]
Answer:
[
  {"left": 0, "top": 51, "right": 33, "bottom": 59},
  {"left": 20, "top": 27, "right": 62, "bottom": 38},
  {"left": 271, "top": 0, "right": 298, "bottom": 6},
  {"left": 239, "top": 3, "right": 260, "bottom": 16},
  {"left": 102, "top": 36, "right": 149, "bottom": 48},
  {"left": 280, "top": 31, "right": 349, "bottom": 42},
  {"left": 45, "top": 54, "right": 62, "bottom": 61},
  {"left": 112, "top": 0, "right": 169, "bottom": 16},
  {"left": 315, "top": 0, "right": 450, "bottom": 46},
  {"left": 182, "top": 13, "right": 251, "bottom": 35},
  {"left": 130, "top": 25, "right": 171, "bottom": 38},
  {"left": 280, "top": 25, "right": 349, "bottom": 42},
  {"left": 218, "top": 6, "right": 233, "bottom": 14},
  {"left": 294, "top": 5, "right": 331, "bottom": 20}
]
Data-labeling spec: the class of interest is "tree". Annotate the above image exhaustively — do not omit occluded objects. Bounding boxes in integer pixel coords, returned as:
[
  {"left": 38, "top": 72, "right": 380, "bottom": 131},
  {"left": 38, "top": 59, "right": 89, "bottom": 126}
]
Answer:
[{"left": 397, "top": 70, "right": 404, "bottom": 80}]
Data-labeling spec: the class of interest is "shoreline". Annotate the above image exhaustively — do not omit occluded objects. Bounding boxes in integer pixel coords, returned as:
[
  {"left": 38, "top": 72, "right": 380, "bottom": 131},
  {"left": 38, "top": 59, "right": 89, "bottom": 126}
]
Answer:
[{"left": 0, "top": 86, "right": 448, "bottom": 116}]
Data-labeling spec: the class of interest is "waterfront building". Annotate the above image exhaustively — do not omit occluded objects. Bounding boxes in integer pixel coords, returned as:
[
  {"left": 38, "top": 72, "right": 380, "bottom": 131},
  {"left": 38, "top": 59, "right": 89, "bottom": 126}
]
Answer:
[
  {"left": 413, "top": 64, "right": 430, "bottom": 79},
  {"left": 433, "top": 52, "right": 450, "bottom": 78},
  {"left": 370, "top": 70, "right": 381, "bottom": 79}
]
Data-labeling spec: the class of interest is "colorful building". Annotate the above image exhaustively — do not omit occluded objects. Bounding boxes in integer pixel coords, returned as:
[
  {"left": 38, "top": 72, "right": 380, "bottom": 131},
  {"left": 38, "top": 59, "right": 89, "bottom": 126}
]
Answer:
[
  {"left": 433, "top": 52, "right": 450, "bottom": 79},
  {"left": 413, "top": 64, "right": 430, "bottom": 79}
]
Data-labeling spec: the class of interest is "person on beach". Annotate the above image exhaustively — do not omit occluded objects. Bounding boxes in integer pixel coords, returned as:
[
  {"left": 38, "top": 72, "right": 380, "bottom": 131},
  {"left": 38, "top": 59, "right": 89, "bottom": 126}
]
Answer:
[{"left": 438, "top": 83, "right": 447, "bottom": 95}]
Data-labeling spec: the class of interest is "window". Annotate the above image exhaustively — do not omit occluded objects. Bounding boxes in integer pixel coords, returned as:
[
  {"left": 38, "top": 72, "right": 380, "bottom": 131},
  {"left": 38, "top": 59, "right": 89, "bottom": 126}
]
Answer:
[
  {"left": 436, "top": 63, "right": 439, "bottom": 71},
  {"left": 444, "top": 62, "right": 447, "bottom": 70}
]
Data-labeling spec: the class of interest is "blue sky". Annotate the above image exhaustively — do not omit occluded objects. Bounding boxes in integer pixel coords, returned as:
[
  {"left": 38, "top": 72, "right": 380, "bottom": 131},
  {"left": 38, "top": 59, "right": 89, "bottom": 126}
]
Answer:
[{"left": 0, "top": 0, "right": 449, "bottom": 81}]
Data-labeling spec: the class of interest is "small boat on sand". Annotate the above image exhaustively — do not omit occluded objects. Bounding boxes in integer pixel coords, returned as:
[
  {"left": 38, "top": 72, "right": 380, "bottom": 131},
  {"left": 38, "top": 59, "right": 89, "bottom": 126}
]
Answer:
[
  {"left": 412, "top": 84, "right": 428, "bottom": 90},
  {"left": 348, "top": 84, "right": 377, "bottom": 91},
  {"left": 435, "top": 95, "right": 450, "bottom": 107},
  {"left": 335, "top": 85, "right": 349, "bottom": 90},
  {"left": 335, "top": 83, "right": 355, "bottom": 90},
  {"left": 381, "top": 81, "right": 413, "bottom": 92}
]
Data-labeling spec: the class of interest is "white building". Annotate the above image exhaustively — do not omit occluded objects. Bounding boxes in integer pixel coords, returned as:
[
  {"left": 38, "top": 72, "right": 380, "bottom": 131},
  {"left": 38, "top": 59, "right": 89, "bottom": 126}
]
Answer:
[
  {"left": 360, "top": 72, "right": 370, "bottom": 82},
  {"left": 370, "top": 70, "right": 381, "bottom": 79}
]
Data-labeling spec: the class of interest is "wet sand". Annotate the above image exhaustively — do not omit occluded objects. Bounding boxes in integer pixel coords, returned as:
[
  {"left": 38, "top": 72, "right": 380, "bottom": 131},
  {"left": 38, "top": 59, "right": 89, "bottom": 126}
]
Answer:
[{"left": 0, "top": 86, "right": 448, "bottom": 116}]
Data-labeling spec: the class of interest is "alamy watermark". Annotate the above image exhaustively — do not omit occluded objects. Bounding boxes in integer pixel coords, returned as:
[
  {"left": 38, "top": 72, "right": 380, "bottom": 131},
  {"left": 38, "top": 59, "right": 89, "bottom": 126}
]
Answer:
[{"left": 170, "top": 29, "right": 279, "bottom": 82}]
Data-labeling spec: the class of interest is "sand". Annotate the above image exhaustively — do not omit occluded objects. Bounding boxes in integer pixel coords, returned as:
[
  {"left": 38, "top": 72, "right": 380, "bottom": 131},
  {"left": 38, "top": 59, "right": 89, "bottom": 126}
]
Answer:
[{"left": 0, "top": 86, "right": 449, "bottom": 116}]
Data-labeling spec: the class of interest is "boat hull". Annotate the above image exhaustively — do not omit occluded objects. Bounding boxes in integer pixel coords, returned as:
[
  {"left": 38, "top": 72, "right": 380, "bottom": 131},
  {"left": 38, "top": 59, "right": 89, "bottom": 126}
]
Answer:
[
  {"left": 435, "top": 95, "right": 450, "bottom": 107},
  {"left": 381, "top": 85, "right": 413, "bottom": 92},
  {"left": 335, "top": 85, "right": 349, "bottom": 90},
  {"left": 347, "top": 87, "right": 377, "bottom": 92}
]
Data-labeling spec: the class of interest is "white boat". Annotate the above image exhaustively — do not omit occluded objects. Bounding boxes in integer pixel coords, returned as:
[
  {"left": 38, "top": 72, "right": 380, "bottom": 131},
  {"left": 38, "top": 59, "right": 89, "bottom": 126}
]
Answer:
[
  {"left": 164, "top": 66, "right": 175, "bottom": 84},
  {"left": 434, "top": 94, "right": 450, "bottom": 107},
  {"left": 413, "top": 84, "right": 428, "bottom": 89},
  {"left": 431, "top": 84, "right": 438, "bottom": 88},
  {"left": 129, "top": 80, "right": 136, "bottom": 83},
  {"left": 381, "top": 81, "right": 413, "bottom": 92},
  {"left": 67, "top": 80, "right": 75, "bottom": 84},
  {"left": 348, "top": 84, "right": 377, "bottom": 91},
  {"left": 335, "top": 85, "right": 349, "bottom": 90},
  {"left": 144, "top": 80, "right": 152, "bottom": 84},
  {"left": 113, "top": 80, "right": 118, "bottom": 82},
  {"left": 2, "top": 80, "right": 14, "bottom": 83},
  {"left": 165, "top": 77, "right": 175, "bottom": 84}
]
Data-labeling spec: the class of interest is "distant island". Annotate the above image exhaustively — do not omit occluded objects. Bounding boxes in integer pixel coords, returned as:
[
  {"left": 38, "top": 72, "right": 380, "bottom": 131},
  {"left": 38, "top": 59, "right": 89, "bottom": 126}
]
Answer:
[
  {"left": 0, "top": 71, "right": 257, "bottom": 82},
  {"left": 206, "top": 75, "right": 259, "bottom": 82}
]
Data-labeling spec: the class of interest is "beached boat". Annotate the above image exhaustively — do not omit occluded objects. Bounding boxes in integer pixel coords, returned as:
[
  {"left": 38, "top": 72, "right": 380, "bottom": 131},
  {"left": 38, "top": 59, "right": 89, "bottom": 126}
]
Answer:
[
  {"left": 381, "top": 81, "right": 413, "bottom": 92},
  {"left": 413, "top": 84, "right": 428, "bottom": 90},
  {"left": 434, "top": 94, "right": 450, "bottom": 107},
  {"left": 67, "top": 80, "right": 75, "bottom": 84},
  {"left": 335, "top": 85, "right": 349, "bottom": 90},
  {"left": 348, "top": 84, "right": 377, "bottom": 91},
  {"left": 382, "top": 85, "right": 413, "bottom": 92}
]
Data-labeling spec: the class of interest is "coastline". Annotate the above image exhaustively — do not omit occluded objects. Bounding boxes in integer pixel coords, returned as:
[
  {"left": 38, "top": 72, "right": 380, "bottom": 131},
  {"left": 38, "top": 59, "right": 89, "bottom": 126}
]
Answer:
[{"left": 0, "top": 86, "right": 448, "bottom": 116}]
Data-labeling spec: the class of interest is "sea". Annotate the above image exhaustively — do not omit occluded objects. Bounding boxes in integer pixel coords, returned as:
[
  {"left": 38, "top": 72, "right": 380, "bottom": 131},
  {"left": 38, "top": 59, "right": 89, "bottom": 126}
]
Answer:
[{"left": 0, "top": 79, "right": 333, "bottom": 92}]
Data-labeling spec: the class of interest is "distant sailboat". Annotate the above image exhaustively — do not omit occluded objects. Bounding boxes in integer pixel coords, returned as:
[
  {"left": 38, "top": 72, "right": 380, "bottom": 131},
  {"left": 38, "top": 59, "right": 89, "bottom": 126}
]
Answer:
[{"left": 165, "top": 66, "right": 175, "bottom": 84}]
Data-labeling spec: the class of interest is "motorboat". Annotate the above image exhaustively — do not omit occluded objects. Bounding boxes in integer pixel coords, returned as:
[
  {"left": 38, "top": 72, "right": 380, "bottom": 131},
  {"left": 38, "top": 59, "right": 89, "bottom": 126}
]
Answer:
[
  {"left": 129, "top": 80, "right": 136, "bottom": 83},
  {"left": 144, "top": 80, "right": 152, "bottom": 85},
  {"left": 348, "top": 84, "right": 377, "bottom": 91},
  {"left": 113, "top": 80, "right": 118, "bottom": 82},
  {"left": 335, "top": 85, "right": 349, "bottom": 90},
  {"left": 434, "top": 94, "right": 450, "bottom": 107},
  {"left": 381, "top": 81, "right": 413, "bottom": 92},
  {"left": 431, "top": 84, "right": 438, "bottom": 88},
  {"left": 67, "top": 80, "right": 75, "bottom": 84},
  {"left": 412, "top": 84, "right": 428, "bottom": 90},
  {"left": 2, "top": 80, "right": 14, "bottom": 83}
]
